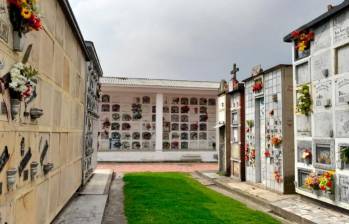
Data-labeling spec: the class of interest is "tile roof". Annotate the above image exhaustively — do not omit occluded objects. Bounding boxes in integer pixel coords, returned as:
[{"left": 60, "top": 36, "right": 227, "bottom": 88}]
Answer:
[{"left": 101, "top": 76, "right": 220, "bottom": 90}]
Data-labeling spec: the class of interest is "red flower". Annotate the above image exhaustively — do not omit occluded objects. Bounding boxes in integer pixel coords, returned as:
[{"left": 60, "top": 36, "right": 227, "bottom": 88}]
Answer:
[
  {"left": 245, "top": 155, "right": 249, "bottom": 161},
  {"left": 30, "top": 15, "right": 42, "bottom": 30},
  {"left": 326, "top": 181, "right": 332, "bottom": 188},
  {"left": 291, "top": 30, "right": 300, "bottom": 38},
  {"left": 264, "top": 150, "right": 271, "bottom": 158},
  {"left": 320, "top": 186, "right": 326, "bottom": 191}
]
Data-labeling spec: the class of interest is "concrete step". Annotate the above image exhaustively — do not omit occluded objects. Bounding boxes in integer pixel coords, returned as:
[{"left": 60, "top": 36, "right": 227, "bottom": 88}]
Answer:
[{"left": 53, "top": 169, "right": 114, "bottom": 224}]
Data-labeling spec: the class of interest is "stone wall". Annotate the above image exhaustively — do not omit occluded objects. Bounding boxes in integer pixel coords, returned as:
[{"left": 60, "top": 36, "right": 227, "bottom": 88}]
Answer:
[{"left": 0, "top": 0, "right": 87, "bottom": 223}]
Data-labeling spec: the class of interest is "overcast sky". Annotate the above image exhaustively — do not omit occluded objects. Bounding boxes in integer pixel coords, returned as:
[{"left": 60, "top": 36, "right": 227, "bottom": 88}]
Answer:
[{"left": 70, "top": 0, "right": 344, "bottom": 81}]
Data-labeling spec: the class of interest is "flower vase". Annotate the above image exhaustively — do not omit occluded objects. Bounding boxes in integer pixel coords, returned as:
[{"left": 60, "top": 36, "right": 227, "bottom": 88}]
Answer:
[
  {"left": 312, "top": 190, "right": 321, "bottom": 196},
  {"left": 326, "top": 192, "right": 335, "bottom": 200},
  {"left": 10, "top": 99, "right": 21, "bottom": 117},
  {"left": 13, "top": 31, "right": 25, "bottom": 52},
  {"left": 305, "top": 158, "right": 311, "bottom": 165}
]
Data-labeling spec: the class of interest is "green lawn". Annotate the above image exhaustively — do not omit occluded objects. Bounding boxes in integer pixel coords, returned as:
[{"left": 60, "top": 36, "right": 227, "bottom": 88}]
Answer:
[{"left": 124, "top": 172, "right": 280, "bottom": 224}]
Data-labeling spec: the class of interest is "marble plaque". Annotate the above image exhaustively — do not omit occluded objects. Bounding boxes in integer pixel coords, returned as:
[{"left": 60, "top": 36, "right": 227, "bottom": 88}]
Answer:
[
  {"left": 339, "top": 175, "right": 349, "bottom": 203},
  {"left": 296, "top": 115, "right": 311, "bottom": 137},
  {"left": 336, "top": 110, "right": 349, "bottom": 138},
  {"left": 311, "top": 50, "right": 332, "bottom": 81},
  {"left": 335, "top": 76, "right": 349, "bottom": 106},
  {"left": 333, "top": 10, "right": 349, "bottom": 44},
  {"left": 313, "top": 80, "right": 332, "bottom": 110},
  {"left": 312, "top": 22, "right": 331, "bottom": 52},
  {"left": 337, "top": 44, "right": 349, "bottom": 74},
  {"left": 312, "top": 139, "right": 335, "bottom": 170},
  {"left": 313, "top": 112, "right": 333, "bottom": 137},
  {"left": 296, "top": 63, "right": 310, "bottom": 85}
]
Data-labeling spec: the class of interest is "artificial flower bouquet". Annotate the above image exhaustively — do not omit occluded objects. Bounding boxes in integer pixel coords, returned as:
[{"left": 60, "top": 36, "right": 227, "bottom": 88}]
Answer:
[
  {"left": 7, "top": 62, "right": 37, "bottom": 101},
  {"left": 252, "top": 80, "right": 263, "bottom": 93},
  {"left": 8, "top": 0, "right": 42, "bottom": 36},
  {"left": 302, "top": 149, "right": 312, "bottom": 164},
  {"left": 319, "top": 171, "right": 335, "bottom": 194},
  {"left": 305, "top": 172, "right": 320, "bottom": 191},
  {"left": 271, "top": 135, "right": 282, "bottom": 147},
  {"left": 291, "top": 30, "right": 314, "bottom": 53}
]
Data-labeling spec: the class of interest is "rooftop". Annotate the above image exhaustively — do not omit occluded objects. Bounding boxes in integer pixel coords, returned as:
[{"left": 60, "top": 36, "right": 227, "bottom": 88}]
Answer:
[
  {"left": 101, "top": 76, "right": 220, "bottom": 90},
  {"left": 284, "top": 0, "right": 349, "bottom": 42}
]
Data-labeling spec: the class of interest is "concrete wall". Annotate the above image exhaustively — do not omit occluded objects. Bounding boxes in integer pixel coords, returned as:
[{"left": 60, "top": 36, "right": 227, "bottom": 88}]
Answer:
[{"left": 0, "top": 1, "right": 87, "bottom": 223}]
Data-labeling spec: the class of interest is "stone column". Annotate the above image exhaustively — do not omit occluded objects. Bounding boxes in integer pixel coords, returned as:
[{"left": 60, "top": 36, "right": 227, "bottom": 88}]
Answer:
[{"left": 155, "top": 93, "right": 163, "bottom": 151}]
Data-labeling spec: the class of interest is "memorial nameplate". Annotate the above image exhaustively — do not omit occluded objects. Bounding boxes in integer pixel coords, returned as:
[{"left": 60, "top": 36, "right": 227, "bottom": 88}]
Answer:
[
  {"left": 335, "top": 76, "right": 349, "bottom": 106},
  {"left": 333, "top": 10, "right": 349, "bottom": 44},
  {"left": 314, "top": 112, "right": 333, "bottom": 137},
  {"left": 313, "top": 80, "right": 332, "bottom": 110},
  {"left": 336, "top": 110, "right": 349, "bottom": 138},
  {"left": 339, "top": 175, "right": 349, "bottom": 203},
  {"left": 311, "top": 50, "right": 332, "bottom": 81}
]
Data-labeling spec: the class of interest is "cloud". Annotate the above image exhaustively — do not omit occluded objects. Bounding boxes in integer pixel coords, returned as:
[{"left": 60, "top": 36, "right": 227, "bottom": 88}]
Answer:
[{"left": 69, "top": 0, "right": 344, "bottom": 81}]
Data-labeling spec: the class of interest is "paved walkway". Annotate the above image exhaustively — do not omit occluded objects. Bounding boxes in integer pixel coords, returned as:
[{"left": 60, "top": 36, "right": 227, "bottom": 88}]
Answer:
[
  {"left": 198, "top": 171, "right": 349, "bottom": 224},
  {"left": 98, "top": 162, "right": 218, "bottom": 173}
]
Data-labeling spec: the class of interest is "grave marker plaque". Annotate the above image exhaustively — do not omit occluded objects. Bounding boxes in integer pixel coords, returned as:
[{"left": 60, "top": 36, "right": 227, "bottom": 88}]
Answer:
[
  {"left": 296, "top": 115, "right": 311, "bottom": 136},
  {"left": 333, "top": 10, "right": 349, "bottom": 44},
  {"left": 335, "top": 76, "right": 349, "bottom": 106},
  {"left": 311, "top": 50, "right": 332, "bottom": 81},
  {"left": 339, "top": 175, "right": 349, "bottom": 203},
  {"left": 313, "top": 80, "right": 332, "bottom": 110},
  {"left": 314, "top": 112, "right": 333, "bottom": 137},
  {"left": 312, "top": 22, "right": 331, "bottom": 52},
  {"left": 296, "top": 63, "right": 310, "bottom": 85},
  {"left": 335, "top": 110, "right": 349, "bottom": 138}
]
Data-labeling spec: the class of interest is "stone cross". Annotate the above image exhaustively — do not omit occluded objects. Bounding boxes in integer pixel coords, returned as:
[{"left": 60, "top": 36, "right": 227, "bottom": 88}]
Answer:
[{"left": 230, "top": 63, "right": 239, "bottom": 81}]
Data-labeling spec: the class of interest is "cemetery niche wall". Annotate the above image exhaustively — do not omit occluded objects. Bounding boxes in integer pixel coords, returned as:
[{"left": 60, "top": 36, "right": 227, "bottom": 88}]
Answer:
[
  {"left": 83, "top": 41, "right": 103, "bottom": 184},
  {"left": 0, "top": 0, "right": 91, "bottom": 223},
  {"left": 284, "top": 0, "right": 349, "bottom": 209},
  {"left": 243, "top": 64, "right": 294, "bottom": 194},
  {"left": 98, "top": 77, "right": 219, "bottom": 162}
]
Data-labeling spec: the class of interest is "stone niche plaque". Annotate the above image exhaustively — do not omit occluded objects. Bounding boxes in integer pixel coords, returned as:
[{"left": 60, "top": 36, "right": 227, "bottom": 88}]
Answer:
[
  {"left": 296, "top": 115, "right": 311, "bottom": 137},
  {"left": 296, "top": 63, "right": 310, "bottom": 85},
  {"left": 336, "top": 44, "right": 349, "bottom": 74},
  {"left": 311, "top": 50, "right": 332, "bottom": 81},
  {"left": 297, "top": 141, "right": 312, "bottom": 163},
  {"left": 335, "top": 110, "right": 349, "bottom": 138},
  {"left": 313, "top": 112, "right": 333, "bottom": 138},
  {"left": 313, "top": 79, "right": 332, "bottom": 110},
  {"left": 333, "top": 10, "right": 349, "bottom": 44},
  {"left": 312, "top": 22, "right": 331, "bottom": 52},
  {"left": 313, "top": 139, "right": 335, "bottom": 170},
  {"left": 335, "top": 76, "right": 349, "bottom": 106},
  {"left": 297, "top": 169, "right": 311, "bottom": 188},
  {"left": 339, "top": 175, "right": 349, "bottom": 203}
]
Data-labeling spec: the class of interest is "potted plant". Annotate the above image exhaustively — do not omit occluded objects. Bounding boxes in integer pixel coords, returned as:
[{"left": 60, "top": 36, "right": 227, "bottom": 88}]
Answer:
[
  {"left": 296, "top": 85, "right": 312, "bottom": 116},
  {"left": 8, "top": 0, "right": 42, "bottom": 51},
  {"left": 302, "top": 149, "right": 312, "bottom": 165},
  {"left": 339, "top": 146, "right": 349, "bottom": 169}
]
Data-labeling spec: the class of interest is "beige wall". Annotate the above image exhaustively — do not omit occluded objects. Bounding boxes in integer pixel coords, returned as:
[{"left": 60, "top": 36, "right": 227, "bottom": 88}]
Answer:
[{"left": 0, "top": 0, "right": 86, "bottom": 223}]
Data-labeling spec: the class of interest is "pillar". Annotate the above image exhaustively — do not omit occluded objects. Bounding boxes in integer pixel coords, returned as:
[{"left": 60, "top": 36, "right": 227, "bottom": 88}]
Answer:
[{"left": 155, "top": 93, "right": 163, "bottom": 151}]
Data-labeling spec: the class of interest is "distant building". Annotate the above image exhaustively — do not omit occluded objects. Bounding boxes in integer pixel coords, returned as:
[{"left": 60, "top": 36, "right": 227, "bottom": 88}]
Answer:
[
  {"left": 98, "top": 77, "right": 219, "bottom": 162},
  {"left": 284, "top": 0, "right": 349, "bottom": 209}
]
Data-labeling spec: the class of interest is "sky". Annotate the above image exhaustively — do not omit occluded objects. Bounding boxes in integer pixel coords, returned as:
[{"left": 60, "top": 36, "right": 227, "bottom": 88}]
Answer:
[{"left": 69, "top": 0, "right": 344, "bottom": 81}]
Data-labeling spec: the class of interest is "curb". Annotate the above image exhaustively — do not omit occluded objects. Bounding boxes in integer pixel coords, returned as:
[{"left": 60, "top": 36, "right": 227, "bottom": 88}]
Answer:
[{"left": 195, "top": 171, "right": 316, "bottom": 224}]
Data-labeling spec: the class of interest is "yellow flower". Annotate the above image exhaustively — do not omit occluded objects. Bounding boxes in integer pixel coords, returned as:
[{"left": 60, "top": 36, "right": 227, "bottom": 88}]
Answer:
[
  {"left": 21, "top": 7, "right": 32, "bottom": 19},
  {"left": 298, "top": 41, "right": 306, "bottom": 52}
]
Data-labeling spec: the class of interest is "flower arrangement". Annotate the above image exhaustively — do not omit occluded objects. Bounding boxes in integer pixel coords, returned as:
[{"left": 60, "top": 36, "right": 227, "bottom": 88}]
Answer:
[
  {"left": 305, "top": 172, "right": 320, "bottom": 191},
  {"left": 271, "top": 135, "right": 282, "bottom": 147},
  {"left": 274, "top": 171, "right": 282, "bottom": 183},
  {"left": 264, "top": 150, "right": 271, "bottom": 158},
  {"left": 302, "top": 149, "right": 312, "bottom": 164},
  {"left": 291, "top": 30, "right": 314, "bottom": 53},
  {"left": 296, "top": 85, "right": 312, "bottom": 116},
  {"left": 252, "top": 80, "right": 263, "bottom": 93},
  {"left": 8, "top": 0, "right": 42, "bottom": 36},
  {"left": 8, "top": 62, "right": 37, "bottom": 101},
  {"left": 319, "top": 171, "right": 335, "bottom": 194},
  {"left": 250, "top": 149, "right": 256, "bottom": 160}
]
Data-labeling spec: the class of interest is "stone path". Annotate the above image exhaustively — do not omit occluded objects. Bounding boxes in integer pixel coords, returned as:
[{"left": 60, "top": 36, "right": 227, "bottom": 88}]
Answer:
[
  {"left": 53, "top": 169, "right": 113, "bottom": 224},
  {"left": 197, "top": 171, "right": 349, "bottom": 224},
  {"left": 98, "top": 162, "right": 218, "bottom": 173}
]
